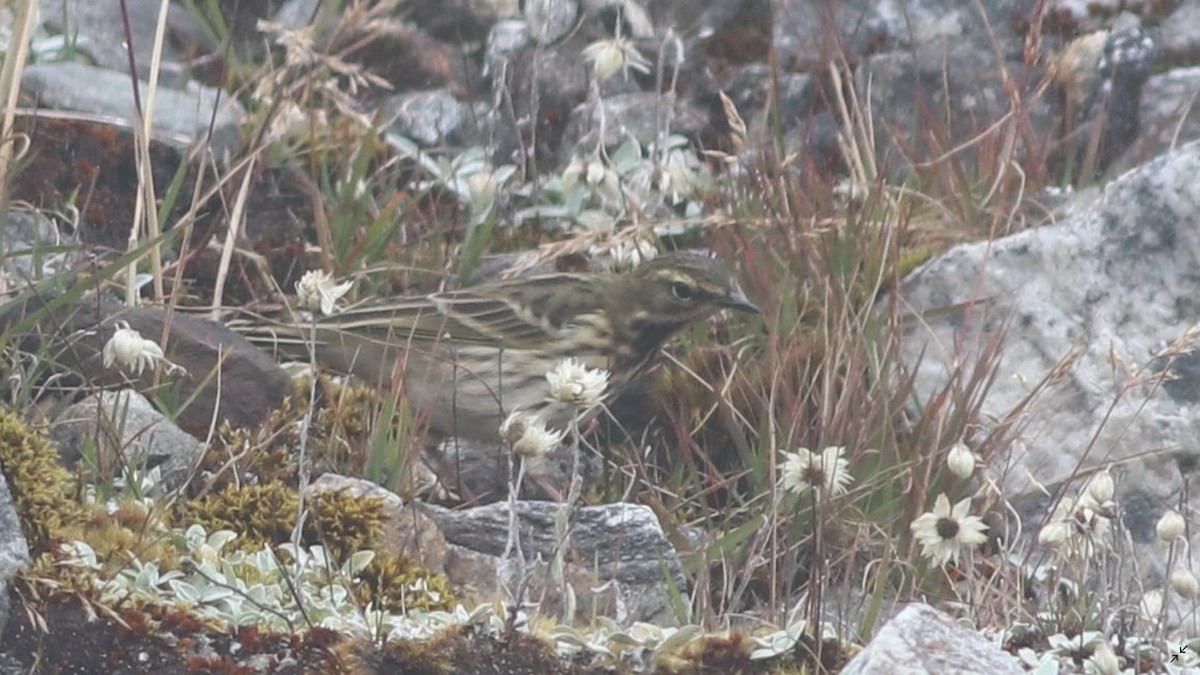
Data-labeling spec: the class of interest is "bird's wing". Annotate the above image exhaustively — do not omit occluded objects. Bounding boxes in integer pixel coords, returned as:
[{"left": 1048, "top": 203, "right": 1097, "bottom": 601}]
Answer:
[{"left": 325, "top": 275, "right": 594, "bottom": 350}]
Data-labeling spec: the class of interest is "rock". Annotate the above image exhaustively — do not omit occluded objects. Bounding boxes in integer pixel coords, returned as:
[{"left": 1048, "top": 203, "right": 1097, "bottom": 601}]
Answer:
[
  {"left": 558, "top": 91, "right": 709, "bottom": 164},
  {"left": 841, "top": 603, "right": 1022, "bottom": 674},
  {"left": 39, "top": 0, "right": 195, "bottom": 85},
  {"left": 423, "top": 436, "right": 601, "bottom": 504},
  {"left": 49, "top": 390, "right": 204, "bottom": 492},
  {"left": 1055, "top": 27, "right": 1162, "bottom": 181},
  {"left": 307, "top": 475, "right": 682, "bottom": 622},
  {"left": 354, "top": 25, "right": 477, "bottom": 96},
  {"left": 1161, "top": 1, "right": 1200, "bottom": 65},
  {"left": 382, "top": 89, "right": 478, "bottom": 148},
  {"left": 4, "top": 299, "right": 291, "bottom": 438},
  {"left": 856, "top": 39, "right": 1047, "bottom": 181},
  {"left": 307, "top": 474, "right": 448, "bottom": 573},
  {"left": 0, "top": 209, "right": 75, "bottom": 280},
  {"left": 772, "top": 0, "right": 1023, "bottom": 72},
  {"left": 0, "top": 472, "right": 30, "bottom": 642},
  {"left": 892, "top": 138, "right": 1200, "bottom": 583},
  {"left": 1115, "top": 66, "right": 1200, "bottom": 174},
  {"left": 522, "top": 0, "right": 580, "bottom": 45},
  {"left": 486, "top": 32, "right": 594, "bottom": 165},
  {"left": 422, "top": 500, "right": 685, "bottom": 623},
  {"left": 21, "top": 62, "right": 245, "bottom": 156}
]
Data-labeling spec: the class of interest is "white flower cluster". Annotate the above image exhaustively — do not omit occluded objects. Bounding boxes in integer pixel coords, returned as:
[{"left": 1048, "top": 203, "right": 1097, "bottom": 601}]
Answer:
[
  {"left": 103, "top": 322, "right": 183, "bottom": 377},
  {"left": 295, "top": 269, "right": 352, "bottom": 316}
]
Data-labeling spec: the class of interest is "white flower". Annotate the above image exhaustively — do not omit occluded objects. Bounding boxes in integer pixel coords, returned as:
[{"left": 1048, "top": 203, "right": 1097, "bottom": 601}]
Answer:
[
  {"left": 103, "top": 323, "right": 166, "bottom": 376},
  {"left": 910, "top": 493, "right": 988, "bottom": 567},
  {"left": 1041, "top": 492, "right": 1113, "bottom": 558},
  {"left": 581, "top": 36, "right": 650, "bottom": 81},
  {"left": 500, "top": 411, "right": 565, "bottom": 458},
  {"left": 295, "top": 270, "right": 352, "bottom": 316},
  {"left": 1171, "top": 568, "right": 1200, "bottom": 600},
  {"left": 1157, "top": 509, "right": 1186, "bottom": 541},
  {"left": 946, "top": 442, "right": 977, "bottom": 479},
  {"left": 779, "top": 446, "right": 853, "bottom": 499},
  {"left": 1084, "top": 468, "right": 1115, "bottom": 504},
  {"left": 545, "top": 358, "right": 609, "bottom": 407},
  {"left": 595, "top": 239, "right": 657, "bottom": 270},
  {"left": 1037, "top": 520, "right": 1072, "bottom": 548}
]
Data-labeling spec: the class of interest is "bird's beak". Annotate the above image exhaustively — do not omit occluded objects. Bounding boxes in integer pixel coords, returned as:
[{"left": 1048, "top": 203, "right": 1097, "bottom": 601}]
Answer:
[{"left": 724, "top": 288, "right": 761, "bottom": 314}]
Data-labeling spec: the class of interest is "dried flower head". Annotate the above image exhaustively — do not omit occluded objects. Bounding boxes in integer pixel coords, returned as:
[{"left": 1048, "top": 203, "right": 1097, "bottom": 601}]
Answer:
[
  {"left": 103, "top": 323, "right": 170, "bottom": 376},
  {"left": 1040, "top": 492, "right": 1114, "bottom": 558},
  {"left": 1171, "top": 568, "right": 1200, "bottom": 600},
  {"left": 581, "top": 35, "right": 650, "bottom": 81},
  {"left": 1157, "top": 509, "right": 1186, "bottom": 541},
  {"left": 500, "top": 411, "right": 565, "bottom": 458},
  {"left": 910, "top": 493, "right": 988, "bottom": 567},
  {"left": 779, "top": 446, "right": 853, "bottom": 499},
  {"left": 296, "top": 270, "right": 352, "bottom": 316},
  {"left": 1084, "top": 468, "right": 1115, "bottom": 505},
  {"left": 1037, "top": 520, "right": 1073, "bottom": 549},
  {"left": 546, "top": 358, "right": 610, "bottom": 407}
]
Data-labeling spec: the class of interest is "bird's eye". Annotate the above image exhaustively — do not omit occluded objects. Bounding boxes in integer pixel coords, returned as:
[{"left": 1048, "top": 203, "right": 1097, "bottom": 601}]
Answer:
[{"left": 671, "top": 281, "right": 694, "bottom": 301}]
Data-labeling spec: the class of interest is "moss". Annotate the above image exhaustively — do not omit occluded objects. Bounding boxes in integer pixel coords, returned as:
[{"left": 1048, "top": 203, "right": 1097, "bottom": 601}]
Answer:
[
  {"left": 196, "top": 399, "right": 308, "bottom": 492},
  {"left": 183, "top": 482, "right": 300, "bottom": 552},
  {"left": 61, "top": 499, "right": 179, "bottom": 574},
  {"left": 352, "top": 551, "right": 455, "bottom": 614},
  {"left": 324, "top": 382, "right": 385, "bottom": 441},
  {"left": 341, "top": 625, "right": 575, "bottom": 675},
  {"left": 182, "top": 483, "right": 387, "bottom": 561},
  {"left": 896, "top": 246, "right": 935, "bottom": 279},
  {"left": 0, "top": 408, "right": 85, "bottom": 553},
  {"left": 196, "top": 383, "right": 409, "bottom": 494}
]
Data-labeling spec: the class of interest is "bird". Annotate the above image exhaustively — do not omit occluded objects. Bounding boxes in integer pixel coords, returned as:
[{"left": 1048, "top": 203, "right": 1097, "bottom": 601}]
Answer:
[{"left": 244, "top": 252, "right": 760, "bottom": 445}]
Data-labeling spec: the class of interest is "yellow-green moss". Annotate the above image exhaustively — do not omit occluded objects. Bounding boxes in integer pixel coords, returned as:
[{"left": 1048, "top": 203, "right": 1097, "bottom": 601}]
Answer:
[
  {"left": 352, "top": 551, "right": 455, "bottom": 613},
  {"left": 182, "top": 483, "right": 386, "bottom": 561},
  {"left": 197, "top": 399, "right": 309, "bottom": 492},
  {"left": 0, "top": 408, "right": 85, "bottom": 552},
  {"left": 896, "top": 246, "right": 935, "bottom": 278},
  {"left": 64, "top": 499, "right": 178, "bottom": 574}
]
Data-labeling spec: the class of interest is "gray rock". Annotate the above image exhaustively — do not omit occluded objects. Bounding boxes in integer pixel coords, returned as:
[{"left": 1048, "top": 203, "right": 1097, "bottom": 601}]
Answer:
[
  {"left": 841, "top": 603, "right": 1022, "bottom": 675},
  {"left": 1063, "top": 27, "right": 1162, "bottom": 180},
  {"left": 21, "top": 62, "right": 245, "bottom": 156},
  {"left": 524, "top": 0, "right": 580, "bottom": 44},
  {"left": 7, "top": 301, "right": 291, "bottom": 438},
  {"left": 40, "top": 0, "right": 195, "bottom": 85},
  {"left": 310, "top": 474, "right": 680, "bottom": 623},
  {"left": 49, "top": 390, "right": 203, "bottom": 493},
  {"left": 0, "top": 209, "right": 75, "bottom": 280},
  {"left": 1161, "top": 1, "right": 1200, "bottom": 64},
  {"left": 0, "top": 653, "right": 26, "bottom": 675},
  {"left": 424, "top": 433, "right": 604, "bottom": 503},
  {"left": 893, "top": 139, "right": 1200, "bottom": 590},
  {"left": 856, "top": 39, "right": 1047, "bottom": 181},
  {"left": 1115, "top": 66, "right": 1200, "bottom": 173},
  {"left": 422, "top": 499, "right": 685, "bottom": 623},
  {"left": 382, "top": 89, "right": 477, "bottom": 148},
  {"left": 0, "top": 472, "right": 31, "bottom": 642},
  {"left": 772, "top": 0, "right": 1022, "bottom": 71},
  {"left": 559, "top": 91, "right": 708, "bottom": 162}
]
